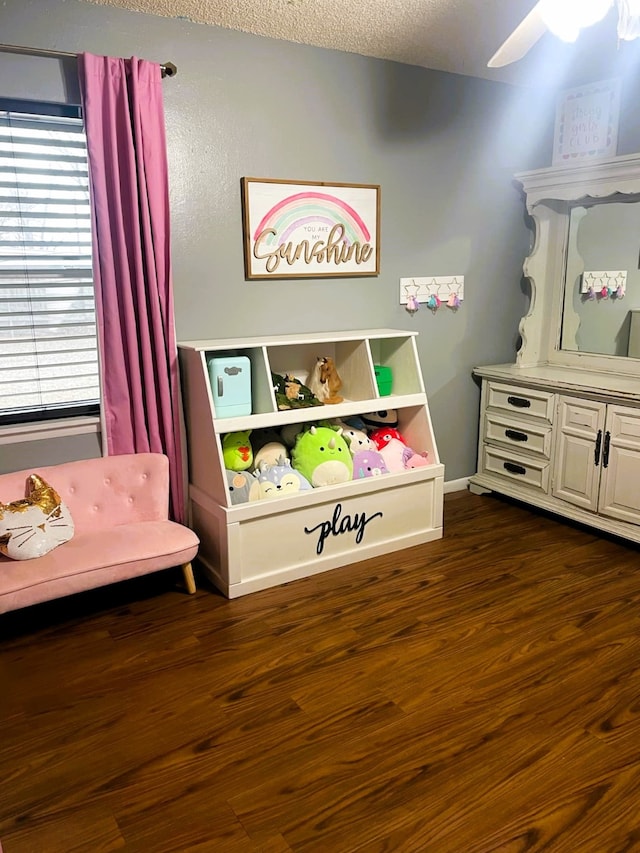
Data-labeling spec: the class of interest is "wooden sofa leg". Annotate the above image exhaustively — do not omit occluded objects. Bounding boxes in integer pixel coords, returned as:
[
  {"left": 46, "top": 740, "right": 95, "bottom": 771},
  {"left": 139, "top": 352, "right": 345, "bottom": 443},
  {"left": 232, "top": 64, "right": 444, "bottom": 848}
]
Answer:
[{"left": 182, "top": 562, "right": 196, "bottom": 594}]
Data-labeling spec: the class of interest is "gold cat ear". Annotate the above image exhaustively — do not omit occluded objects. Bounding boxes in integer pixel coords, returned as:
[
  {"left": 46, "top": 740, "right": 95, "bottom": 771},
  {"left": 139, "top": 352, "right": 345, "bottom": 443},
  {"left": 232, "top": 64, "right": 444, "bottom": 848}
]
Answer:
[
  {"left": 27, "top": 475, "right": 61, "bottom": 516},
  {"left": 28, "top": 473, "right": 47, "bottom": 491}
]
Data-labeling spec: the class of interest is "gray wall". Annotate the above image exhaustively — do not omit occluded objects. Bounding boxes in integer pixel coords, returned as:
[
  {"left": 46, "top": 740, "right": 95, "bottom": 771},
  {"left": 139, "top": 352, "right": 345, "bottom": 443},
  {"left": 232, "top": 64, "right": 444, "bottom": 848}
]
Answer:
[
  {"left": 0, "top": 0, "right": 566, "bottom": 480},
  {"left": 3, "top": 433, "right": 103, "bottom": 472}
]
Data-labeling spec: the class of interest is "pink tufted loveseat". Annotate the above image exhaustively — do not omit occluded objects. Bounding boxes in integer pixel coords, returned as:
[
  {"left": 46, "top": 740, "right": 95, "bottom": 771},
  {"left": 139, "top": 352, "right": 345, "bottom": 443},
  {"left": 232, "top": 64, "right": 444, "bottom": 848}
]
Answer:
[{"left": 0, "top": 453, "right": 199, "bottom": 614}]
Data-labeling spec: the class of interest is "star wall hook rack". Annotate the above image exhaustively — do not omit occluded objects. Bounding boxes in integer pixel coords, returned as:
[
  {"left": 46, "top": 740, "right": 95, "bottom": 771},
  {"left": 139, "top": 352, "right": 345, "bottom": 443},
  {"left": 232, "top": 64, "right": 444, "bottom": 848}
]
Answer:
[
  {"left": 581, "top": 270, "right": 627, "bottom": 301},
  {"left": 400, "top": 276, "right": 465, "bottom": 314},
  {"left": 403, "top": 282, "right": 421, "bottom": 315}
]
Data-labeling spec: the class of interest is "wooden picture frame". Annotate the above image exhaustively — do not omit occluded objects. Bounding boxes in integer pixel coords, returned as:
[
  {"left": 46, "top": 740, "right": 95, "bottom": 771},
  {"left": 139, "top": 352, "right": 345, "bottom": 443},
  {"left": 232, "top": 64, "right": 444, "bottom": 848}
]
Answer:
[{"left": 241, "top": 177, "right": 380, "bottom": 280}]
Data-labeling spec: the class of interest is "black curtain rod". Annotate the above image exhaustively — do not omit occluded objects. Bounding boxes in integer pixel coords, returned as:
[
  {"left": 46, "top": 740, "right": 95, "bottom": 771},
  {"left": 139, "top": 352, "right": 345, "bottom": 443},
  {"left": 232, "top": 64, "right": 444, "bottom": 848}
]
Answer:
[{"left": 0, "top": 43, "right": 177, "bottom": 77}]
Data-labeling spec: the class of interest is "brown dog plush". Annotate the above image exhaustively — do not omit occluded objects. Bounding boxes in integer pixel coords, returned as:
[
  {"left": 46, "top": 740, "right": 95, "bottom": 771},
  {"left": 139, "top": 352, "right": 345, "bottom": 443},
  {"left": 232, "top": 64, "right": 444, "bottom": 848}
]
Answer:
[{"left": 309, "top": 356, "right": 344, "bottom": 405}]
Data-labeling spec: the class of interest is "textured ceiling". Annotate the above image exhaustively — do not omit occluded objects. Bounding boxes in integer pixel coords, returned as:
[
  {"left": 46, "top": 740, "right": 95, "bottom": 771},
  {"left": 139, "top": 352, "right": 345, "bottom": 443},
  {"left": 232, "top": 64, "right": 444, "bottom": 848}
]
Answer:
[{"left": 82, "top": 0, "right": 638, "bottom": 87}]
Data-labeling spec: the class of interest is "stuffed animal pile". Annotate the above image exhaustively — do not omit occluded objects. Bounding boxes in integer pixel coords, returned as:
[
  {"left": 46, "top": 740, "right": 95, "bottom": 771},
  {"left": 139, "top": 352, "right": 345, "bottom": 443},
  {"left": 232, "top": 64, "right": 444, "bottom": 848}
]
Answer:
[{"left": 223, "top": 409, "right": 430, "bottom": 504}]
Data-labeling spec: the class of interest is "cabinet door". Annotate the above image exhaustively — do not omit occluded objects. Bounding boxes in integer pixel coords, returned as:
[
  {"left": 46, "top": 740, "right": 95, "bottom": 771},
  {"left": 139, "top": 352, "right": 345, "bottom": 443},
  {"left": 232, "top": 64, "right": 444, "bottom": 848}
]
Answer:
[
  {"left": 552, "top": 397, "right": 606, "bottom": 511},
  {"left": 598, "top": 404, "right": 640, "bottom": 525}
]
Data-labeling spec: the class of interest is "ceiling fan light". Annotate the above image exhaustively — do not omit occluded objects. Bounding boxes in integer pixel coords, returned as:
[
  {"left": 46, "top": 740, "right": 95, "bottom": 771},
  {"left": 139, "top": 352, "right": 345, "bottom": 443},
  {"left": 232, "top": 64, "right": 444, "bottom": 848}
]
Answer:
[
  {"left": 617, "top": 0, "right": 640, "bottom": 40},
  {"left": 539, "top": 0, "right": 613, "bottom": 42},
  {"left": 578, "top": 0, "right": 615, "bottom": 25}
]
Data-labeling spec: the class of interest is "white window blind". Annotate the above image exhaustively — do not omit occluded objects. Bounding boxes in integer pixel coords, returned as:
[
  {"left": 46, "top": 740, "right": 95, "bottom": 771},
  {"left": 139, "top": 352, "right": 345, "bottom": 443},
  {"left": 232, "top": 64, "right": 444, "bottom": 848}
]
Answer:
[{"left": 0, "top": 106, "right": 99, "bottom": 422}]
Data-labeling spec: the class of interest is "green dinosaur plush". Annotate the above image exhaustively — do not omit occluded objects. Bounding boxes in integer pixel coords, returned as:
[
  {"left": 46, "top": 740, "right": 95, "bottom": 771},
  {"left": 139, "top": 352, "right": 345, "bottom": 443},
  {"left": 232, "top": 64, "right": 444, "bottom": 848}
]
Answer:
[{"left": 291, "top": 425, "right": 353, "bottom": 487}]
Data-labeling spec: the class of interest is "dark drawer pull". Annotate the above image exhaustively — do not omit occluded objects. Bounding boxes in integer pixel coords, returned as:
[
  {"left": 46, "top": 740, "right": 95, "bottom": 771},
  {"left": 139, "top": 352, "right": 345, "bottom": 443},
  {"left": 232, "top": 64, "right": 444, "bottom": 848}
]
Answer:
[
  {"left": 505, "top": 429, "right": 528, "bottom": 442},
  {"left": 603, "top": 430, "right": 611, "bottom": 468},
  {"left": 507, "top": 395, "right": 531, "bottom": 409},
  {"left": 504, "top": 461, "right": 526, "bottom": 475}
]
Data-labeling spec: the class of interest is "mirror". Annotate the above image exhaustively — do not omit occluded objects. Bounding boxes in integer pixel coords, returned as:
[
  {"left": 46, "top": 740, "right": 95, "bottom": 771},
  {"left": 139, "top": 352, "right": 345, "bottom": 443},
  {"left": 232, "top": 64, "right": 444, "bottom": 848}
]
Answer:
[{"left": 561, "top": 195, "right": 640, "bottom": 358}]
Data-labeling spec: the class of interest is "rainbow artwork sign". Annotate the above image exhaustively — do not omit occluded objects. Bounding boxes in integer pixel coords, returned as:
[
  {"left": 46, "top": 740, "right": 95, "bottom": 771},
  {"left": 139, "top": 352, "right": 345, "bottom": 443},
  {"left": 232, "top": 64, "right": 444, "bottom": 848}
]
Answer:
[{"left": 241, "top": 178, "right": 380, "bottom": 279}]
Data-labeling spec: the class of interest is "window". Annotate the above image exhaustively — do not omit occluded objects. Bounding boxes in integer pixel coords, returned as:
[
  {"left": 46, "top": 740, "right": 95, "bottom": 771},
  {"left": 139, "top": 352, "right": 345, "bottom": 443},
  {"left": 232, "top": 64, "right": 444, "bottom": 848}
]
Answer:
[{"left": 0, "top": 100, "right": 99, "bottom": 425}]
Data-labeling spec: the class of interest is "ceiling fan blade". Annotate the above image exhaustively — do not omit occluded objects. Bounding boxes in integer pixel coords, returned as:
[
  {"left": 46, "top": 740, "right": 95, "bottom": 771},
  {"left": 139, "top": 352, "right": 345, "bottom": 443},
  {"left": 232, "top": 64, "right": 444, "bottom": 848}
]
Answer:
[{"left": 487, "top": 2, "right": 548, "bottom": 67}]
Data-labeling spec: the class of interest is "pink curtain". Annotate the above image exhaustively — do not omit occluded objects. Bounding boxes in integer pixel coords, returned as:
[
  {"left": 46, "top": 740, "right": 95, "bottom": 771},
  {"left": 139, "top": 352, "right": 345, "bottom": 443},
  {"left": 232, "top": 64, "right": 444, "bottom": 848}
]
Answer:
[{"left": 78, "top": 53, "right": 185, "bottom": 523}]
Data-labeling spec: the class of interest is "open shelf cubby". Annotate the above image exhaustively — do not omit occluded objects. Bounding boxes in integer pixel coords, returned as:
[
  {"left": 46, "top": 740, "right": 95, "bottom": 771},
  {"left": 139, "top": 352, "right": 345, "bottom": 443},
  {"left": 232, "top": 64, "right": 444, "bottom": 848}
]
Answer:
[{"left": 178, "top": 329, "right": 444, "bottom": 597}]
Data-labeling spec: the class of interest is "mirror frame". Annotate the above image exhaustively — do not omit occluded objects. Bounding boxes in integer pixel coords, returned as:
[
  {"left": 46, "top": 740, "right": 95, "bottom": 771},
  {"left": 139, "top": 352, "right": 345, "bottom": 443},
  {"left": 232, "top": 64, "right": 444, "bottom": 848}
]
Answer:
[{"left": 514, "top": 153, "right": 640, "bottom": 377}]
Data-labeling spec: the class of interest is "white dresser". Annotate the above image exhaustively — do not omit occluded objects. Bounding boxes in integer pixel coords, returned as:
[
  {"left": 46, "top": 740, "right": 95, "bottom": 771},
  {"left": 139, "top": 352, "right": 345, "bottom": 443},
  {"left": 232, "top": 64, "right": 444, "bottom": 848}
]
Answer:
[
  {"left": 470, "top": 154, "right": 640, "bottom": 545},
  {"left": 471, "top": 364, "right": 640, "bottom": 543}
]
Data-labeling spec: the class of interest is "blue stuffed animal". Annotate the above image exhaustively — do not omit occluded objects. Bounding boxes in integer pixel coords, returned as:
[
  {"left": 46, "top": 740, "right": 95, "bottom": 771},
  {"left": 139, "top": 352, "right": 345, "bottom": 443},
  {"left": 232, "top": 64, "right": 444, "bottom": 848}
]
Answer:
[{"left": 252, "top": 458, "right": 312, "bottom": 500}]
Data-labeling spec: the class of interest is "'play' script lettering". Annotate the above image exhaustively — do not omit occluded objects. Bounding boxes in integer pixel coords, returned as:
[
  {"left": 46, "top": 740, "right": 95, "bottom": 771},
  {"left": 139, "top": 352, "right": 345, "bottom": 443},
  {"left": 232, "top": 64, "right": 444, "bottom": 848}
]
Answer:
[
  {"left": 304, "top": 502, "right": 383, "bottom": 556},
  {"left": 253, "top": 223, "right": 374, "bottom": 274}
]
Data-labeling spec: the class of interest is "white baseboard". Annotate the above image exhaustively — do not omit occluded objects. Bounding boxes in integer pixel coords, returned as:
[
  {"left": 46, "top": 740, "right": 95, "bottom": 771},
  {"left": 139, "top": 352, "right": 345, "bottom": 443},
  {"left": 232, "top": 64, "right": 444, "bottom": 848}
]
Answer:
[{"left": 444, "top": 476, "right": 470, "bottom": 494}]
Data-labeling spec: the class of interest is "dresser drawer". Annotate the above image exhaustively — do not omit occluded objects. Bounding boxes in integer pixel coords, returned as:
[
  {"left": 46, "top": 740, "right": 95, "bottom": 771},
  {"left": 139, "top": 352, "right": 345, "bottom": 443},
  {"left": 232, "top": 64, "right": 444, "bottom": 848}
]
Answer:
[
  {"left": 486, "top": 382, "right": 555, "bottom": 423},
  {"left": 484, "top": 413, "right": 552, "bottom": 459},
  {"left": 481, "top": 446, "right": 550, "bottom": 493}
]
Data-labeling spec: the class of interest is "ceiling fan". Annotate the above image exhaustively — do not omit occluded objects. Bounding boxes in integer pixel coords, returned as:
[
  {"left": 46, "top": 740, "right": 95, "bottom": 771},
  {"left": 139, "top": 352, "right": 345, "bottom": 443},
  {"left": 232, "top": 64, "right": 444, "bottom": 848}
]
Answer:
[{"left": 488, "top": 0, "right": 640, "bottom": 67}]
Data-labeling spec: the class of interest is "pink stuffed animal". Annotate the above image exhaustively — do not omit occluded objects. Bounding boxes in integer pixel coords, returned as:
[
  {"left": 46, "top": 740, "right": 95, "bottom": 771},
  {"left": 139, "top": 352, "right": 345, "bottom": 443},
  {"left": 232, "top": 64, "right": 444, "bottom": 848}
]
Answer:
[
  {"left": 405, "top": 451, "right": 430, "bottom": 468},
  {"left": 370, "top": 427, "right": 429, "bottom": 472}
]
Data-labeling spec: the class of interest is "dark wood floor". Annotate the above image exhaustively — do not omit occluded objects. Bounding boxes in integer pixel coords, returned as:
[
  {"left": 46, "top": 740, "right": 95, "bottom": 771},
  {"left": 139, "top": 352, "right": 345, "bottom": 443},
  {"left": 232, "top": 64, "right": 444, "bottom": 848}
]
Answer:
[{"left": 2, "top": 491, "right": 640, "bottom": 852}]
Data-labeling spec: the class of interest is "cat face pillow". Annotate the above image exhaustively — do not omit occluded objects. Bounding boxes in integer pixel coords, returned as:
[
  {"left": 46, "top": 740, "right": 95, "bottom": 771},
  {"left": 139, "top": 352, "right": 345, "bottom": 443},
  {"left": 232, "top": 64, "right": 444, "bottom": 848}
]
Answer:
[{"left": 0, "top": 474, "right": 74, "bottom": 560}]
